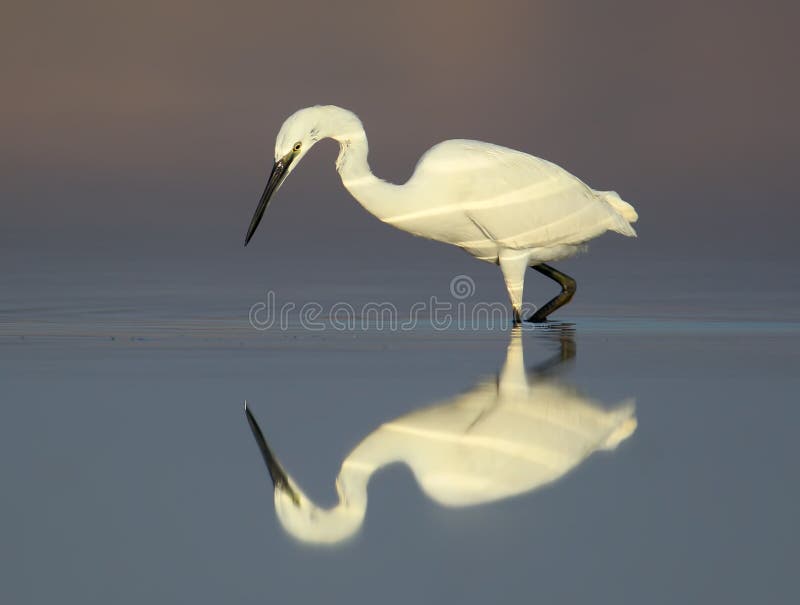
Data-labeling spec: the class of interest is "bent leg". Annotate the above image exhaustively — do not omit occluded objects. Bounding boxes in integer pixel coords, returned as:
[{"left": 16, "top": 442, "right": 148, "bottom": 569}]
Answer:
[{"left": 526, "top": 263, "right": 577, "bottom": 322}]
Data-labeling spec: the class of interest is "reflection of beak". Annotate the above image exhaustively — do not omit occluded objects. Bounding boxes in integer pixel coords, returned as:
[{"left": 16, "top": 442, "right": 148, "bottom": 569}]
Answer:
[
  {"left": 244, "top": 151, "right": 294, "bottom": 246},
  {"left": 244, "top": 402, "right": 300, "bottom": 505}
]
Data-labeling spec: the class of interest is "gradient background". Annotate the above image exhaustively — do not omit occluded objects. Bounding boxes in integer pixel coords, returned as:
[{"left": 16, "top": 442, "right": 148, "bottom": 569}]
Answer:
[
  {"left": 3, "top": 1, "right": 798, "bottom": 287},
  {"left": 3, "top": 3, "right": 800, "bottom": 604}
]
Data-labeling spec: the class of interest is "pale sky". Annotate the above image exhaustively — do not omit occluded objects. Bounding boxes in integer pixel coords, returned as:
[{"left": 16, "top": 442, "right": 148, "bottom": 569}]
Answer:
[{"left": 2, "top": 0, "right": 797, "bottom": 260}]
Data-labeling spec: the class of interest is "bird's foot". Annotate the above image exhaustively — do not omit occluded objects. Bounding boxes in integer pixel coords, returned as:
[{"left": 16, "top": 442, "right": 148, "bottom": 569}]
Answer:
[
  {"left": 524, "top": 311, "right": 550, "bottom": 323},
  {"left": 512, "top": 308, "right": 523, "bottom": 325}
]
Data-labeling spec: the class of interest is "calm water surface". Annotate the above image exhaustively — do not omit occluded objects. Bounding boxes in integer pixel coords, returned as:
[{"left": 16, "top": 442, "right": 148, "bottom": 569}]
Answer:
[{"left": 2, "top": 257, "right": 799, "bottom": 603}]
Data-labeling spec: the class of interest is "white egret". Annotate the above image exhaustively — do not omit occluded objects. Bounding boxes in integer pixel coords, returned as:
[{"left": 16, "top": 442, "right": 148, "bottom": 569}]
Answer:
[
  {"left": 245, "top": 105, "right": 638, "bottom": 322},
  {"left": 244, "top": 330, "right": 637, "bottom": 545}
]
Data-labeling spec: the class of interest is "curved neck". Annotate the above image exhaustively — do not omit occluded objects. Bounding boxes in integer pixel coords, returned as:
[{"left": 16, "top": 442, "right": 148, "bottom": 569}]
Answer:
[
  {"left": 274, "top": 460, "right": 371, "bottom": 545},
  {"left": 323, "top": 109, "right": 404, "bottom": 221}
]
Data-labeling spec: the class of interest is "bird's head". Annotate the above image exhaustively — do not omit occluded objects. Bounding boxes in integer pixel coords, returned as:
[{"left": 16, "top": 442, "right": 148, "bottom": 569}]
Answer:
[
  {"left": 272, "top": 478, "right": 366, "bottom": 546},
  {"left": 244, "top": 401, "right": 366, "bottom": 545},
  {"left": 244, "top": 105, "right": 362, "bottom": 246}
]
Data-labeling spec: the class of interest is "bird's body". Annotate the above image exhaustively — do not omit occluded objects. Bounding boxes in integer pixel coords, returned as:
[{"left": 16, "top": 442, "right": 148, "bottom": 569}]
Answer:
[
  {"left": 245, "top": 106, "right": 638, "bottom": 321},
  {"left": 245, "top": 331, "right": 637, "bottom": 544},
  {"left": 344, "top": 139, "right": 636, "bottom": 261}
]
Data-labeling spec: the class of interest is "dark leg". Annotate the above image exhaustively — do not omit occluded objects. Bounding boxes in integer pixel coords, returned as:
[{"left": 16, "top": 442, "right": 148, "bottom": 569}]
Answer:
[
  {"left": 527, "top": 327, "right": 576, "bottom": 378},
  {"left": 526, "top": 263, "right": 577, "bottom": 322}
]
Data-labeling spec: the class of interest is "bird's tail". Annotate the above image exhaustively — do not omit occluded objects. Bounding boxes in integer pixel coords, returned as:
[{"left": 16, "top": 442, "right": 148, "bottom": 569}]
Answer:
[
  {"left": 600, "top": 398, "right": 637, "bottom": 450},
  {"left": 599, "top": 190, "right": 638, "bottom": 237},
  {"left": 600, "top": 191, "right": 638, "bottom": 223}
]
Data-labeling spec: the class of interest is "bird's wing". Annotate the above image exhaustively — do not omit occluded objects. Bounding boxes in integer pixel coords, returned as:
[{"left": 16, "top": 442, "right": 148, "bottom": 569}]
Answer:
[{"left": 409, "top": 140, "right": 634, "bottom": 249}]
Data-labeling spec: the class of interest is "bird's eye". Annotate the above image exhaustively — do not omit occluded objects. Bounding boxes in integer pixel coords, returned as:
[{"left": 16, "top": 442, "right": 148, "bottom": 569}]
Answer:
[{"left": 293, "top": 142, "right": 302, "bottom": 152}]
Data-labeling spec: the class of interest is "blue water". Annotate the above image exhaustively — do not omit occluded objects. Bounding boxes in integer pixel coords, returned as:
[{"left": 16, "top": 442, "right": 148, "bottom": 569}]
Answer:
[{"left": 2, "top": 255, "right": 799, "bottom": 604}]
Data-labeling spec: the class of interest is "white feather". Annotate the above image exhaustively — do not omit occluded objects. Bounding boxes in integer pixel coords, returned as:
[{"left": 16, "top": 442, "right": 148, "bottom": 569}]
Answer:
[{"left": 262, "top": 105, "right": 639, "bottom": 316}]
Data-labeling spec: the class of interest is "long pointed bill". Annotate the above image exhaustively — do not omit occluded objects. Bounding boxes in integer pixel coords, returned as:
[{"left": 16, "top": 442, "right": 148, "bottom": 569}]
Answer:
[
  {"left": 244, "top": 152, "right": 294, "bottom": 246},
  {"left": 244, "top": 402, "right": 300, "bottom": 505}
]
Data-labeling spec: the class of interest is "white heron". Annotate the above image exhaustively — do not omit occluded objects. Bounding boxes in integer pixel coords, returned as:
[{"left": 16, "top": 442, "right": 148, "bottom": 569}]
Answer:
[
  {"left": 245, "top": 106, "right": 638, "bottom": 322},
  {"left": 245, "top": 330, "right": 637, "bottom": 544}
]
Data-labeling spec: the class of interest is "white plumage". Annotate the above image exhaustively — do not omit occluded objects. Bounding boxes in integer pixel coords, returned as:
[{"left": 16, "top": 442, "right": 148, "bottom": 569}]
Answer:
[
  {"left": 245, "top": 105, "right": 638, "bottom": 321},
  {"left": 245, "top": 331, "right": 637, "bottom": 544}
]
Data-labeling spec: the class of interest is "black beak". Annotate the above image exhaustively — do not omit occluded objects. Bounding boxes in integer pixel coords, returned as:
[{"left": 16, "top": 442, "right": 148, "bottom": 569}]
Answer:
[
  {"left": 244, "top": 152, "right": 293, "bottom": 246},
  {"left": 244, "top": 402, "right": 300, "bottom": 505}
]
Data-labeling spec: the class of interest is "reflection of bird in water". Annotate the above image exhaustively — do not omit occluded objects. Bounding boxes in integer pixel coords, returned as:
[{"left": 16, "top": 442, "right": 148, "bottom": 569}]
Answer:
[
  {"left": 243, "top": 105, "right": 638, "bottom": 322},
  {"left": 245, "top": 329, "right": 636, "bottom": 545}
]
